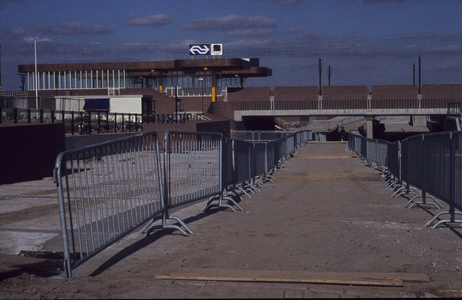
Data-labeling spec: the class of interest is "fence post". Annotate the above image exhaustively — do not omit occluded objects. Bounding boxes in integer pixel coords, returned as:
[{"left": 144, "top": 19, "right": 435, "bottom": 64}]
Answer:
[
  {"left": 128, "top": 113, "right": 132, "bottom": 132},
  {"left": 450, "top": 132, "right": 456, "bottom": 221},
  {"left": 97, "top": 112, "right": 101, "bottom": 134},
  {"left": 87, "top": 112, "right": 91, "bottom": 134},
  {"left": 71, "top": 111, "right": 75, "bottom": 135}
]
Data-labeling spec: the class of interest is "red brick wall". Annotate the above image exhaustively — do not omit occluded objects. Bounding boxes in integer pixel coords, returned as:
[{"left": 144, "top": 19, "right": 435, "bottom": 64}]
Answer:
[
  {"left": 422, "top": 84, "right": 462, "bottom": 102},
  {"left": 227, "top": 87, "right": 271, "bottom": 102},
  {"left": 322, "top": 86, "right": 369, "bottom": 100},
  {"left": 274, "top": 86, "right": 318, "bottom": 101},
  {"left": 371, "top": 85, "right": 418, "bottom": 99},
  {"left": 208, "top": 102, "right": 242, "bottom": 120}
]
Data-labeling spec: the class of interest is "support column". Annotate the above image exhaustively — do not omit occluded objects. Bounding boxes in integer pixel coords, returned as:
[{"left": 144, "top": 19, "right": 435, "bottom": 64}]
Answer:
[
  {"left": 212, "top": 70, "right": 216, "bottom": 102},
  {"left": 366, "top": 116, "right": 374, "bottom": 139}
]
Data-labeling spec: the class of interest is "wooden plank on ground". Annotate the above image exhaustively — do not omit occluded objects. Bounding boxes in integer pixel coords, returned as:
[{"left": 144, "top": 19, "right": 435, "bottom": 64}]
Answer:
[
  {"left": 155, "top": 268, "right": 429, "bottom": 287},
  {"left": 295, "top": 153, "right": 357, "bottom": 159},
  {"left": 273, "top": 172, "right": 381, "bottom": 181}
]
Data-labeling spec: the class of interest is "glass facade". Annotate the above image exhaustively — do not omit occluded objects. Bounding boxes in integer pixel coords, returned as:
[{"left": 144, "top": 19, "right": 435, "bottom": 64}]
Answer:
[{"left": 27, "top": 69, "right": 246, "bottom": 97}]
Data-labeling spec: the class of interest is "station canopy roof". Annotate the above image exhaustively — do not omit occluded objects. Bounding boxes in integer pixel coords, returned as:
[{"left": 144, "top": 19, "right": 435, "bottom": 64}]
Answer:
[{"left": 18, "top": 58, "right": 272, "bottom": 78}]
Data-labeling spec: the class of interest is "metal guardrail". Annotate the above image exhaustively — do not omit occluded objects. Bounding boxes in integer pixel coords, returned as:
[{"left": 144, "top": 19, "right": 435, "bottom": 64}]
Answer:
[
  {"left": 1, "top": 107, "right": 142, "bottom": 135},
  {"left": 54, "top": 131, "right": 164, "bottom": 279},
  {"left": 54, "top": 129, "right": 312, "bottom": 278},
  {"left": 347, "top": 131, "right": 462, "bottom": 230},
  {"left": 242, "top": 99, "right": 455, "bottom": 111}
]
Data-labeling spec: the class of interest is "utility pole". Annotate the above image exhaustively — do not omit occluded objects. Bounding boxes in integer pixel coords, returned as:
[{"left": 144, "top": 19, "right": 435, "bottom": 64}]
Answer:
[
  {"left": 327, "top": 65, "right": 332, "bottom": 86},
  {"left": 317, "top": 58, "right": 323, "bottom": 95},
  {"left": 418, "top": 55, "right": 421, "bottom": 94}
]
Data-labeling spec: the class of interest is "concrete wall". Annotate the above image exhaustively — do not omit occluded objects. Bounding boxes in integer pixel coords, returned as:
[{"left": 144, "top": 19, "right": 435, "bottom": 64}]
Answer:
[{"left": 0, "top": 123, "right": 65, "bottom": 184}]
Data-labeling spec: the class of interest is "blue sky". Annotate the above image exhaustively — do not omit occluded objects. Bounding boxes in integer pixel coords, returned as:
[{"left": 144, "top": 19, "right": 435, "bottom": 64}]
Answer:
[{"left": 1, "top": 0, "right": 462, "bottom": 91}]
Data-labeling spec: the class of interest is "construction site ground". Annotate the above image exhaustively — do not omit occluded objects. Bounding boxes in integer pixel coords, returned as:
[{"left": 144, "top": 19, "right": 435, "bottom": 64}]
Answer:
[{"left": 0, "top": 116, "right": 461, "bottom": 298}]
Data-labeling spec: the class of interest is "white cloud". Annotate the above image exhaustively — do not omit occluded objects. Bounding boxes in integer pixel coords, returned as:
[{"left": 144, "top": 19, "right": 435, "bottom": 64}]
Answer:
[
  {"left": 127, "top": 14, "right": 173, "bottom": 26},
  {"left": 23, "top": 36, "right": 53, "bottom": 43},
  {"left": 182, "top": 15, "right": 278, "bottom": 31},
  {"left": 32, "top": 22, "right": 115, "bottom": 35},
  {"left": 227, "top": 28, "right": 275, "bottom": 37}
]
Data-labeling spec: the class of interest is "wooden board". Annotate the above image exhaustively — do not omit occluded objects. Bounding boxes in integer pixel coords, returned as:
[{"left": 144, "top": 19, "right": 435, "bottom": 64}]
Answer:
[
  {"left": 155, "top": 268, "right": 430, "bottom": 287},
  {"left": 272, "top": 172, "right": 381, "bottom": 181},
  {"left": 295, "top": 153, "right": 357, "bottom": 159}
]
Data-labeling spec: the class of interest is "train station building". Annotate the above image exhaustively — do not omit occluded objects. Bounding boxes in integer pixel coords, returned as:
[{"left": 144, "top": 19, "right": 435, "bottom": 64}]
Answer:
[{"left": 17, "top": 58, "right": 271, "bottom": 103}]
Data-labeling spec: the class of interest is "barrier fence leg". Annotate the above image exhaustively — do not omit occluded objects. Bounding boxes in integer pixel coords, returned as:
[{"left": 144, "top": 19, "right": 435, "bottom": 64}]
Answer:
[
  {"left": 201, "top": 190, "right": 244, "bottom": 212},
  {"left": 142, "top": 209, "right": 195, "bottom": 236},
  {"left": 425, "top": 207, "right": 462, "bottom": 229}
]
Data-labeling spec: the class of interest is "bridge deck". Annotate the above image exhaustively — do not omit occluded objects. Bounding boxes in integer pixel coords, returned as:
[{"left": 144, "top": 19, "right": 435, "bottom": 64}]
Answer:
[{"left": 234, "top": 108, "right": 448, "bottom": 121}]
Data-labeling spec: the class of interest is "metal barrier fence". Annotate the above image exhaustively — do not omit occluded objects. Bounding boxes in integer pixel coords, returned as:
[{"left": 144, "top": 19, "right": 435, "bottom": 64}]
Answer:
[
  {"left": 347, "top": 131, "right": 462, "bottom": 229},
  {"left": 55, "top": 129, "right": 311, "bottom": 278},
  {"left": 1, "top": 107, "right": 142, "bottom": 135},
  {"left": 54, "top": 131, "right": 164, "bottom": 278}
]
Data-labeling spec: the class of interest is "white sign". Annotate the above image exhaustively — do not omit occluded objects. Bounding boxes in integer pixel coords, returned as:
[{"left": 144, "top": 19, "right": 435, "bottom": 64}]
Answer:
[
  {"left": 211, "top": 44, "right": 223, "bottom": 56},
  {"left": 189, "top": 44, "right": 210, "bottom": 55}
]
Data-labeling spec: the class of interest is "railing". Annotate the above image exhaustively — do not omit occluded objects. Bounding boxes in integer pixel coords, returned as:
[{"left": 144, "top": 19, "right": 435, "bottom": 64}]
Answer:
[
  {"left": 242, "top": 99, "right": 455, "bottom": 111},
  {"left": 54, "top": 129, "right": 312, "bottom": 278},
  {"left": 142, "top": 112, "right": 209, "bottom": 124},
  {"left": 1, "top": 107, "right": 142, "bottom": 135},
  {"left": 1, "top": 108, "right": 205, "bottom": 134},
  {"left": 347, "top": 131, "right": 462, "bottom": 230}
]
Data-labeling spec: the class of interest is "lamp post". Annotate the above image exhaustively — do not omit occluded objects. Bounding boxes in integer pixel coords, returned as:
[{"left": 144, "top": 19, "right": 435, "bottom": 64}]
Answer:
[
  {"left": 317, "top": 58, "right": 323, "bottom": 96},
  {"left": 198, "top": 77, "right": 204, "bottom": 115},
  {"left": 327, "top": 65, "right": 332, "bottom": 86}
]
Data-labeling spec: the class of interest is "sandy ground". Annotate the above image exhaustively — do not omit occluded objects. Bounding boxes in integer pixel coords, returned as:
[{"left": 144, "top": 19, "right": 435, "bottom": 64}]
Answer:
[{"left": 1, "top": 118, "right": 461, "bottom": 298}]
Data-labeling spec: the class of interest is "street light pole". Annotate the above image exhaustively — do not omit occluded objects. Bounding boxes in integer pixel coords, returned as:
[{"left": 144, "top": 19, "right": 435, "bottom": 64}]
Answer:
[
  {"left": 317, "top": 58, "right": 323, "bottom": 96},
  {"left": 328, "top": 65, "right": 332, "bottom": 86},
  {"left": 198, "top": 77, "right": 204, "bottom": 115}
]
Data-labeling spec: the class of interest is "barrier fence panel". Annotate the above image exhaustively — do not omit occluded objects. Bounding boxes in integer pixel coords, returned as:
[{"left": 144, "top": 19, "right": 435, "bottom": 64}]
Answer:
[
  {"left": 387, "top": 141, "right": 400, "bottom": 182},
  {"left": 266, "top": 141, "right": 276, "bottom": 173},
  {"left": 349, "top": 130, "right": 462, "bottom": 228},
  {"left": 401, "top": 135, "right": 424, "bottom": 189},
  {"left": 455, "top": 133, "right": 462, "bottom": 210},
  {"left": 253, "top": 143, "right": 267, "bottom": 177},
  {"left": 287, "top": 135, "right": 295, "bottom": 155},
  {"left": 377, "top": 139, "right": 389, "bottom": 167},
  {"left": 366, "top": 139, "right": 378, "bottom": 164},
  {"left": 423, "top": 133, "right": 452, "bottom": 203},
  {"left": 234, "top": 139, "right": 252, "bottom": 184},
  {"left": 54, "top": 131, "right": 164, "bottom": 278},
  {"left": 163, "top": 131, "right": 222, "bottom": 209},
  {"left": 222, "top": 138, "right": 234, "bottom": 188}
]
